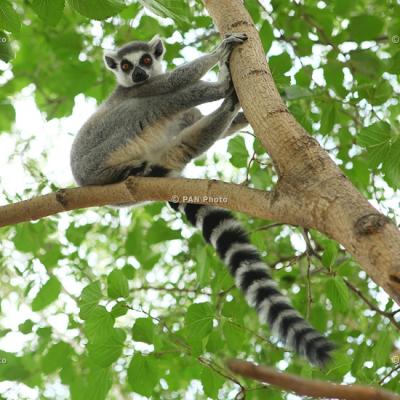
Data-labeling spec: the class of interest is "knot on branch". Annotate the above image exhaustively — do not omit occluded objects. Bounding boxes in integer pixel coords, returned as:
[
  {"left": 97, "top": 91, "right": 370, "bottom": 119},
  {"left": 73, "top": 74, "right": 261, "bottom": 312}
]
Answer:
[
  {"left": 125, "top": 176, "right": 138, "bottom": 197},
  {"left": 242, "top": 69, "right": 270, "bottom": 79},
  {"left": 55, "top": 189, "right": 68, "bottom": 209},
  {"left": 229, "top": 20, "right": 252, "bottom": 29},
  {"left": 389, "top": 273, "right": 400, "bottom": 286},
  {"left": 266, "top": 106, "right": 290, "bottom": 117},
  {"left": 354, "top": 213, "right": 391, "bottom": 236}
]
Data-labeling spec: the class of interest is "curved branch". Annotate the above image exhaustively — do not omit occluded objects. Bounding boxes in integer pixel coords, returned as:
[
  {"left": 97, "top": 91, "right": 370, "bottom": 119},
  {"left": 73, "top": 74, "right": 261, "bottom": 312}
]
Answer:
[
  {"left": 227, "top": 359, "right": 400, "bottom": 400},
  {"left": 203, "top": 0, "right": 400, "bottom": 305},
  {"left": 0, "top": 177, "right": 297, "bottom": 228}
]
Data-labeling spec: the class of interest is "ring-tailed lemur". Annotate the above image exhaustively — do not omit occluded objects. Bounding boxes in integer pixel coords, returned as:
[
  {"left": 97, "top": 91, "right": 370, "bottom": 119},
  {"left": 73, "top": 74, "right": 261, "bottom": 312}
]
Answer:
[{"left": 70, "top": 34, "right": 334, "bottom": 366}]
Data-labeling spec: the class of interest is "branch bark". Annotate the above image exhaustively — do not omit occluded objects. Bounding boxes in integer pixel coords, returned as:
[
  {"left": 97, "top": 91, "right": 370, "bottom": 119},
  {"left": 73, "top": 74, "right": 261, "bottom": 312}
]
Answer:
[
  {"left": 0, "top": 177, "right": 291, "bottom": 227},
  {"left": 203, "top": 0, "right": 400, "bottom": 305},
  {"left": 227, "top": 359, "right": 400, "bottom": 400}
]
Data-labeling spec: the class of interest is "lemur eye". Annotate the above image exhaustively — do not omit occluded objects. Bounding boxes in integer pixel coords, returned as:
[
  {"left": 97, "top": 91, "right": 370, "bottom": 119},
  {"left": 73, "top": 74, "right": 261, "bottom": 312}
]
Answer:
[
  {"left": 141, "top": 54, "right": 153, "bottom": 66},
  {"left": 120, "top": 61, "right": 132, "bottom": 71}
]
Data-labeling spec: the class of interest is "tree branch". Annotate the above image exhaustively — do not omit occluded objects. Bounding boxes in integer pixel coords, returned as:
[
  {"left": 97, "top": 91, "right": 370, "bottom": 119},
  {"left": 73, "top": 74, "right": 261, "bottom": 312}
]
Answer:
[
  {"left": 226, "top": 359, "right": 400, "bottom": 400},
  {"left": 0, "top": 177, "right": 297, "bottom": 228},
  {"left": 203, "top": 0, "right": 400, "bottom": 305}
]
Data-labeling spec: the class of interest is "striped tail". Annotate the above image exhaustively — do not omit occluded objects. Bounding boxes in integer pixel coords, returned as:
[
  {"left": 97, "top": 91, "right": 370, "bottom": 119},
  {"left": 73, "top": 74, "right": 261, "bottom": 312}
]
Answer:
[{"left": 169, "top": 201, "right": 335, "bottom": 367}]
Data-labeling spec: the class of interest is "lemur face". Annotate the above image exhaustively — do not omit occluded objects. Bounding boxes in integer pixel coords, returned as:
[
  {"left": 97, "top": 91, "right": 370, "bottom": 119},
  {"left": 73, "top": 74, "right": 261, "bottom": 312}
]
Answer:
[{"left": 104, "top": 35, "right": 165, "bottom": 87}]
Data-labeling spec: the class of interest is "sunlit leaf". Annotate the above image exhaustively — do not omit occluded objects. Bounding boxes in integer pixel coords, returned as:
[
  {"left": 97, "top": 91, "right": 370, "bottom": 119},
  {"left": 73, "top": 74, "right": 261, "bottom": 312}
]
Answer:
[{"left": 32, "top": 277, "right": 62, "bottom": 312}]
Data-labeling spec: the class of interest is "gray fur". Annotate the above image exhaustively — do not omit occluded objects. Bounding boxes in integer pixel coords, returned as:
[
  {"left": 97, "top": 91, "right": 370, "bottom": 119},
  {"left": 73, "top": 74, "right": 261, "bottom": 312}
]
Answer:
[{"left": 71, "top": 33, "right": 248, "bottom": 186}]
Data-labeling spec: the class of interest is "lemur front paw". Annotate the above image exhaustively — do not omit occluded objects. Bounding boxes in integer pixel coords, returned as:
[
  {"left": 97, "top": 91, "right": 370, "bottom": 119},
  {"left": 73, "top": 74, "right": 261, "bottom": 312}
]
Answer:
[{"left": 216, "top": 33, "right": 248, "bottom": 63}]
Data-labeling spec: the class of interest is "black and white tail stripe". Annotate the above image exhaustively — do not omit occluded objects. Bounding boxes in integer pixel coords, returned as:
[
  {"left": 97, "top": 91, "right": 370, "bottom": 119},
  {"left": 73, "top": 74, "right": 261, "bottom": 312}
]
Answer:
[
  {"left": 168, "top": 202, "right": 335, "bottom": 366},
  {"left": 138, "top": 164, "right": 334, "bottom": 365}
]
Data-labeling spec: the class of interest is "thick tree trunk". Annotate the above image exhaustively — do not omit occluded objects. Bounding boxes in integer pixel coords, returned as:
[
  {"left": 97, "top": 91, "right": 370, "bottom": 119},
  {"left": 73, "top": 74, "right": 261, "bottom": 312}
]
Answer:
[{"left": 204, "top": 0, "right": 400, "bottom": 305}]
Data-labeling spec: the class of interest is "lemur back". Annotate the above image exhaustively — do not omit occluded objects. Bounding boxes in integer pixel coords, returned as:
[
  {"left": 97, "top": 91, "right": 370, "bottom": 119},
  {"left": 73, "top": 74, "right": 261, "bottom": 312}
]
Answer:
[{"left": 70, "top": 34, "right": 334, "bottom": 366}]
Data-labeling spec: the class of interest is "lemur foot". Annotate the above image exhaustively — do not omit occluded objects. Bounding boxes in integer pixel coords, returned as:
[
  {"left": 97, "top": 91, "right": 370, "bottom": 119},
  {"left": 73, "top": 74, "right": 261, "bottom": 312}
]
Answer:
[{"left": 216, "top": 33, "right": 248, "bottom": 64}]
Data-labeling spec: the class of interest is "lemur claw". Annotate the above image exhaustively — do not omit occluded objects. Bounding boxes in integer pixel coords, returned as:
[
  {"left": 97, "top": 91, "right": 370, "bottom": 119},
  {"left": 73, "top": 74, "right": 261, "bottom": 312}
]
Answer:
[{"left": 217, "top": 32, "right": 248, "bottom": 63}]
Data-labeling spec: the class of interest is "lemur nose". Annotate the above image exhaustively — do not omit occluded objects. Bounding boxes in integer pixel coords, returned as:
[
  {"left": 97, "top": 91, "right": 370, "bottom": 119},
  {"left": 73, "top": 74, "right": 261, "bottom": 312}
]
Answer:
[{"left": 132, "top": 67, "right": 148, "bottom": 83}]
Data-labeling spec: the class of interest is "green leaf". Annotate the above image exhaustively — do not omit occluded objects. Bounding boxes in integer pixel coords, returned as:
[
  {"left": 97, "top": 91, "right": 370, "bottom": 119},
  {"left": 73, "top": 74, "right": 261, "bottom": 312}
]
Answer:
[
  {"left": 83, "top": 366, "right": 113, "bottom": 400},
  {"left": 0, "top": 101, "right": 15, "bottom": 132},
  {"left": 132, "top": 318, "right": 155, "bottom": 344},
  {"left": 382, "top": 138, "right": 400, "bottom": 188},
  {"left": 223, "top": 322, "right": 245, "bottom": 352},
  {"left": 122, "top": 264, "right": 136, "bottom": 280},
  {"left": 147, "top": 220, "right": 181, "bottom": 244},
  {"left": 19, "top": 319, "right": 34, "bottom": 334},
  {"left": 85, "top": 306, "right": 115, "bottom": 342},
  {"left": 111, "top": 302, "right": 128, "bottom": 318},
  {"left": 206, "top": 329, "right": 225, "bottom": 353},
  {"left": 351, "top": 342, "right": 368, "bottom": 376},
  {"left": 200, "top": 367, "right": 224, "bottom": 398},
  {"left": 228, "top": 136, "right": 248, "bottom": 168},
  {"left": 325, "top": 276, "right": 349, "bottom": 313},
  {"left": 350, "top": 50, "right": 382, "bottom": 79},
  {"left": 283, "top": 85, "right": 312, "bottom": 100},
  {"left": 348, "top": 15, "right": 384, "bottom": 42},
  {"left": 138, "top": 0, "right": 190, "bottom": 24},
  {"left": 13, "top": 222, "right": 47, "bottom": 253},
  {"left": 387, "top": 51, "right": 400, "bottom": 74},
  {"left": 260, "top": 20, "right": 273, "bottom": 53},
  {"left": 66, "top": 224, "right": 91, "bottom": 246},
  {"left": 0, "top": 351, "right": 30, "bottom": 381},
  {"left": 358, "top": 121, "right": 392, "bottom": 168},
  {"left": 195, "top": 246, "right": 210, "bottom": 287},
  {"left": 309, "top": 304, "right": 328, "bottom": 332},
  {"left": 373, "top": 332, "right": 393, "bottom": 367},
  {"left": 359, "top": 80, "right": 393, "bottom": 106},
  {"left": 120, "top": 3, "right": 140, "bottom": 19},
  {"left": 269, "top": 52, "right": 292, "bottom": 75},
  {"left": 79, "top": 281, "right": 103, "bottom": 320},
  {"left": 67, "top": 0, "right": 125, "bottom": 20},
  {"left": 334, "top": 0, "right": 356, "bottom": 15},
  {"left": 0, "top": 31, "right": 12, "bottom": 62},
  {"left": 42, "top": 342, "right": 72, "bottom": 374},
  {"left": 31, "top": 277, "right": 62, "bottom": 312},
  {"left": 0, "top": 0, "right": 21, "bottom": 33},
  {"left": 321, "top": 241, "right": 338, "bottom": 268},
  {"left": 244, "top": 0, "right": 260, "bottom": 23},
  {"left": 127, "top": 354, "right": 159, "bottom": 396},
  {"left": 38, "top": 243, "right": 62, "bottom": 269},
  {"left": 185, "top": 302, "right": 214, "bottom": 340},
  {"left": 31, "top": 0, "right": 65, "bottom": 26},
  {"left": 107, "top": 269, "right": 129, "bottom": 299},
  {"left": 88, "top": 328, "right": 126, "bottom": 367},
  {"left": 323, "top": 62, "right": 344, "bottom": 91},
  {"left": 320, "top": 103, "right": 337, "bottom": 135}
]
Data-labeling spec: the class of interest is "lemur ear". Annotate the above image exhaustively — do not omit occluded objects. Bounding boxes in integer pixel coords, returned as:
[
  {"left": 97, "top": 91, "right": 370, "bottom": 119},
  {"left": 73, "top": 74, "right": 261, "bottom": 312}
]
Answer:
[
  {"left": 149, "top": 35, "right": 165, "bottom": 58},
  {"left": 103, "top": 51, "right": 118, "bottom": 70}
]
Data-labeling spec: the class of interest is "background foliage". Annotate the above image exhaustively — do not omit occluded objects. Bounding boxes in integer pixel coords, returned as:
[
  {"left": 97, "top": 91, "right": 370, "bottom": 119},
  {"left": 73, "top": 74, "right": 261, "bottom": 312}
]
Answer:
[{"left": 0, "top": 0, "right": 400, "bottom": 399}]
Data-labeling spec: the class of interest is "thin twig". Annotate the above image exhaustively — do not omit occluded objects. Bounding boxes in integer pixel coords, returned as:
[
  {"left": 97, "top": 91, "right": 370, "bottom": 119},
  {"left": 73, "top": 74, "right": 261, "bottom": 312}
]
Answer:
[
  {"left": 343, "top": 278, "right": 400, "bottom": 331},
  {"left": 302, "top": 229, "right": 313, "bottom": 318},
  {"left": 379, "top": 363, "right": 400, "bottom": 385},
  {"left": 132, "top": 285, "right": 211, "bottom": 295},
  {"left": 253, "top": 222, "right": 285, "bottom": 232}
]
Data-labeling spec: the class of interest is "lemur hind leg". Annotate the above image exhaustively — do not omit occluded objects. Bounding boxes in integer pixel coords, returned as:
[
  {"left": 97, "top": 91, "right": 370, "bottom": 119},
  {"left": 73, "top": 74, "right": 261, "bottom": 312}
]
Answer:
[
  {"left": 223, "top": 112, "right": 248, "bottom": 137},
  {"left": 159, "top": 91, "right": 241, "bottom": 171}
]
